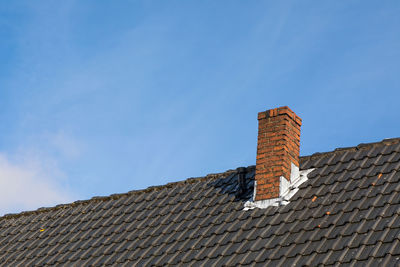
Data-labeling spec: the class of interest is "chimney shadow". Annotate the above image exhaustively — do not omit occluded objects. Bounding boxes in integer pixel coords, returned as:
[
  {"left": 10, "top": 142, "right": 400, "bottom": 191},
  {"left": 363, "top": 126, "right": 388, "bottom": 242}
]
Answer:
[{"left": 207, "top": 167, "right": 255, "bottom": 202}]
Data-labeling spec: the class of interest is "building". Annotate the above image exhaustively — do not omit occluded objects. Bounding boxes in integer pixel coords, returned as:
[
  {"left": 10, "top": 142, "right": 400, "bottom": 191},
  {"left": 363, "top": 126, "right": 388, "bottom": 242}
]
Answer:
[{"left": 0, "top": 106, "right": 399, "bottom": 266}]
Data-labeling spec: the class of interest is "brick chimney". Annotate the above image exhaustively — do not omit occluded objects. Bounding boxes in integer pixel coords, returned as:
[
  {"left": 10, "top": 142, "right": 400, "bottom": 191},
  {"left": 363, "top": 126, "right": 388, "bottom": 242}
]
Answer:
[{"left": 254, "top": 106, "right": 302, "bottom": 202}]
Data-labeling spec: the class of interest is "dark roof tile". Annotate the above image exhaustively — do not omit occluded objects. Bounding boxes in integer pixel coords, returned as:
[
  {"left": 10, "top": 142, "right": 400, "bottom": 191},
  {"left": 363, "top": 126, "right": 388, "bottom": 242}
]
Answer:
[{"left": 1, "top": 138, "right": 400, "bottom": 265}]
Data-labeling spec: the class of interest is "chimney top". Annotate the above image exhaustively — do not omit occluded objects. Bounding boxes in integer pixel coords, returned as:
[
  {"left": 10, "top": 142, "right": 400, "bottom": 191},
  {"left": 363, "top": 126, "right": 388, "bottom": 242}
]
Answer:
[{"left": 257, "top": 106, "right": 302, "bottom": 125}]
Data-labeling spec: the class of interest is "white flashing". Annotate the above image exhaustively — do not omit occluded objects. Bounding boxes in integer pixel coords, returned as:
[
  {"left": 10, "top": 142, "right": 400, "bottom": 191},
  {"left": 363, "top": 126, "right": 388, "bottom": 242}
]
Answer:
[{"left": 244, "top": 164, "right": 315, "bottom": 210}]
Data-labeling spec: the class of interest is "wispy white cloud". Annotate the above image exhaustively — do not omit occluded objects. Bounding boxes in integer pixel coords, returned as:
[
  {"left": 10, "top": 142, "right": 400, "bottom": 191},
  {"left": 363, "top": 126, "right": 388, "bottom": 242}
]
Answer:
[
  {"left": 47, "top": 131, "right": 83, "bottom": 160},
  {"left": 0, "top": 150, "right": 76, "bottom": 216}
]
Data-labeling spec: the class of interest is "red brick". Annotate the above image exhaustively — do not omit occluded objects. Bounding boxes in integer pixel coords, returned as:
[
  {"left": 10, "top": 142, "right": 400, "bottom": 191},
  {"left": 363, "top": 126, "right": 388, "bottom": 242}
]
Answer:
[{"left": 255, "top": 106, "right": 301, "bottom": 201}]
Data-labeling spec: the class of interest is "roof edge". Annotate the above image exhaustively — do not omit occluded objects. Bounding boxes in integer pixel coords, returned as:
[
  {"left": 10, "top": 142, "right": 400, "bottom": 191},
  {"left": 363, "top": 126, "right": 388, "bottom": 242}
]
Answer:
[
  {"left": 2, "top": 137, "right": 399, "bottom": 221},
  {"left": 0, "top": 167, "right": 248, "bottom": 220},
  {"left": 300, "top": 137, "right": 400, "bottom": 162}
]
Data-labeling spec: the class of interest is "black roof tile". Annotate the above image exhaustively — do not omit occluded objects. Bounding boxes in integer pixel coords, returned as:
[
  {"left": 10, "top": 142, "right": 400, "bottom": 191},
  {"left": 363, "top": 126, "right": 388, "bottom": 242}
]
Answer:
[{"left": 1, "top": 138, "right": 400, "bottom": 265}]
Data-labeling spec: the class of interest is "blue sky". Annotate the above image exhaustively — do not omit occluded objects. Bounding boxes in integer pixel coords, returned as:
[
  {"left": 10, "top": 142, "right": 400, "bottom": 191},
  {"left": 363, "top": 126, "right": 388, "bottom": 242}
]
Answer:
[{"left": 0, "top": 1, "right": 399, "bottom": 215}]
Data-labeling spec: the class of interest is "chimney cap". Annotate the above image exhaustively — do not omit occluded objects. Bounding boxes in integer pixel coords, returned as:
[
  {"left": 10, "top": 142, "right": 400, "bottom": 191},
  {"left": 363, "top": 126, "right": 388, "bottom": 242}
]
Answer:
[{"left": 258, "top": 106, "right": 302, "bottom": 126}]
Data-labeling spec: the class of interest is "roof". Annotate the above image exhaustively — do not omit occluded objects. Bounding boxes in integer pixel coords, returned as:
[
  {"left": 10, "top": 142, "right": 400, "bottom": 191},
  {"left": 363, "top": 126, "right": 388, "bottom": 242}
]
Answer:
[{"left": 1, "top": 138, "right": 400, "bottom": 266}]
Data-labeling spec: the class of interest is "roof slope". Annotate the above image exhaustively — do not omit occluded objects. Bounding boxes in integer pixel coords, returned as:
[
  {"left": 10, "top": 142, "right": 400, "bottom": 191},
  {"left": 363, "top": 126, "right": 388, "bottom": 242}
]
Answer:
[{"left": 1, "top": 139, "right": 400, "bottom": 266}]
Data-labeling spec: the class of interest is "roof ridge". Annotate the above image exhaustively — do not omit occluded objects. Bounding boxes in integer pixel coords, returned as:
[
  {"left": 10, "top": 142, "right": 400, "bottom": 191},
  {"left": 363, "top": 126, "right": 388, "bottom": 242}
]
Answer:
[
  {"left": 300, "top": 137, "right": 400, "bottom": 161},
  {"left": 2, "top": 137, "right": 399, "bottom": 221},
  {"left": 0, "top": 167, "right": 251, "bottom": 221}
]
